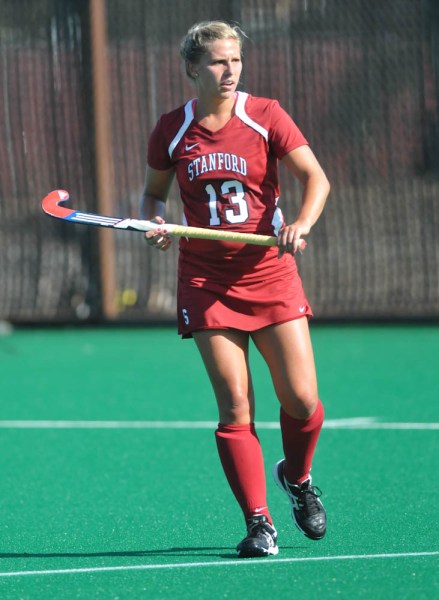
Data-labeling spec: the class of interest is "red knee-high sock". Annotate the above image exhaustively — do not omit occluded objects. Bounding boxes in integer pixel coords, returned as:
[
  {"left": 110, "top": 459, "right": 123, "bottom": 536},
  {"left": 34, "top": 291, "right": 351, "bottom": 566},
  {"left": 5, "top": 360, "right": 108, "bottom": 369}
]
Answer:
[
  {"left": 280, "top": 400, "right": 324, "bottom": 484},
  {"left": 215, "top": 423, "right": 272, "bottom": 523}
]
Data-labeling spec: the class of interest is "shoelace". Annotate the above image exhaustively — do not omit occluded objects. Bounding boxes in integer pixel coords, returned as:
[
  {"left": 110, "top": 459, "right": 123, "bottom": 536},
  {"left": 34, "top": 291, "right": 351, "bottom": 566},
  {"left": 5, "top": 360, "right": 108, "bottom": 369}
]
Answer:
[
  {"left": 296, "top": 485, "right": 323, "bottom": 516},
  {"left": 247, "top": 518, "right": 275, "bottom": 542}
]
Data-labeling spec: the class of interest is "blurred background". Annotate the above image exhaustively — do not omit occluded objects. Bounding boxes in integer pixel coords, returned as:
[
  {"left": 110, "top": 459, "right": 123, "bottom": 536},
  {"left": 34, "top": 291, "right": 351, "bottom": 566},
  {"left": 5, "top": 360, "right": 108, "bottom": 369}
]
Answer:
[{"left": 0, "top": 0, "right": 438, "bottom": 324}]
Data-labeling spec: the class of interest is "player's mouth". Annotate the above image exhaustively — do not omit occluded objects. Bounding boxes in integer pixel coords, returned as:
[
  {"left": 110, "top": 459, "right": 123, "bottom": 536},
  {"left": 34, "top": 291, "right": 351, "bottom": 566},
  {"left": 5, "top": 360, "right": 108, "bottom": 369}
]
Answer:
[{"left": 220, "top": 80, "right": 235, "bottom": 89}]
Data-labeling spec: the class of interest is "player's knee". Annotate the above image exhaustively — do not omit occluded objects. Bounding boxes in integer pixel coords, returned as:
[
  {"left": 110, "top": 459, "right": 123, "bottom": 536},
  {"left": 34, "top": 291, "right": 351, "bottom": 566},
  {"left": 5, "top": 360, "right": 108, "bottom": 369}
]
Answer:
[
  {"left": 217, "top": 389, "right": 252, "bottom": 424},
  {"left": 280, "top": 387, "right": 319, "bottom": 419}
]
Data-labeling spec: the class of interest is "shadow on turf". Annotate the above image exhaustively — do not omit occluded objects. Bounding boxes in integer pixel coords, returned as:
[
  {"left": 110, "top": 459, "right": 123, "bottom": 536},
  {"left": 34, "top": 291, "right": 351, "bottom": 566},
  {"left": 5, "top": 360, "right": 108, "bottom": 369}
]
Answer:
[
  {"left": 0, "top": 547, "right": 304, "bottom": 560},
  {"left": 0, "top": 549, "right": 236, "bottom": 559}
]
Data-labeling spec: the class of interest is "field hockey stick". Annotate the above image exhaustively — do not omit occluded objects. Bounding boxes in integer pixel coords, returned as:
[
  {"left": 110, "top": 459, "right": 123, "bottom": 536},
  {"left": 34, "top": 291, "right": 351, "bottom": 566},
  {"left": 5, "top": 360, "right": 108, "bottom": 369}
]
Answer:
[{"left": 42, "top": 189, "right": 307, "bottom": 251}]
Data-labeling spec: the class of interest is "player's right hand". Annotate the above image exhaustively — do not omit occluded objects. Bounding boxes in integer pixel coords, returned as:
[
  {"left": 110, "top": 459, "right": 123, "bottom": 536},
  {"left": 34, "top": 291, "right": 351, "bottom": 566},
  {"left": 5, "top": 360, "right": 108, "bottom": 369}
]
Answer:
[{"left": 144, "top": 216, "right": 172, "bottom": 251}]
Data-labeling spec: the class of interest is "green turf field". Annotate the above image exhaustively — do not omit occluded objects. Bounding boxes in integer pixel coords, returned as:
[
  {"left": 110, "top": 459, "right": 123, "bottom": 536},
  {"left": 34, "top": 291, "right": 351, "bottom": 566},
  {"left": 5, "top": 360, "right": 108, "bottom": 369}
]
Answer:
[{"left": 0, "top": 324, "right": 437, "bottom": 599}]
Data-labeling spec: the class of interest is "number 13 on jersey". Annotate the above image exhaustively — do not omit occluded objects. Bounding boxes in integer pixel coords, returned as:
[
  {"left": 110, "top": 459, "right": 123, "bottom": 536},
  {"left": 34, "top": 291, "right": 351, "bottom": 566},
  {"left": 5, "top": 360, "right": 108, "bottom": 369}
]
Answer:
[{"left": 205, "top": 180, "right": 249, "bottom": 226}]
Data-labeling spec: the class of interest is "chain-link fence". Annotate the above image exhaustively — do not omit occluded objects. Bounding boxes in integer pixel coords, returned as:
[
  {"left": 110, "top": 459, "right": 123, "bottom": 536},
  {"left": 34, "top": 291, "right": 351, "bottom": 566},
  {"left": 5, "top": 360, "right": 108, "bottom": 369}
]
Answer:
[{"left": 1, "top": 0, "right": 438, "bottom": 322}]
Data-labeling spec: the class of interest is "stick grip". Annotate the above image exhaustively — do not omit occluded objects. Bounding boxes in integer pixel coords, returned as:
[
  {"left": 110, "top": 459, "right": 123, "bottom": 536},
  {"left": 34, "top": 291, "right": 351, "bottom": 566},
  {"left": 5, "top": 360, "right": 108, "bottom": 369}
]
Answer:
[
  {"left": 165, "top": 224, "right": 276, "bottom": 246},
  {"left": 127, "top": 220, "right": 306, "bottom": 250}
]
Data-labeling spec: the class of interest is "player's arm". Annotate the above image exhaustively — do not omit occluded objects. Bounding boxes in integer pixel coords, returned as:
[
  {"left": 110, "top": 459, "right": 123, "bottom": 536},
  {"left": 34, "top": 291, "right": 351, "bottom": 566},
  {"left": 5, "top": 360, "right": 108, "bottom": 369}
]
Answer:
[
  {"left": 140, "top": 165, "right": 175, "bottom": 251},
  {"left": 279, "top": 145, "right": 330, "bottom": 256}
]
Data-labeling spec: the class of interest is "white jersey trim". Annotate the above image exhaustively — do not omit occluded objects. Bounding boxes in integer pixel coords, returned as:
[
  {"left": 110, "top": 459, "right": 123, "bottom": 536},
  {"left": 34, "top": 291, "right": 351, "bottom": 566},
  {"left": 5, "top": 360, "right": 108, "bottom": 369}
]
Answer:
[
  {"left": 168, "top": 99, "right": 195, "bottom": 159},
  {"left": 168, "top": 93, "right": 269, "bottom": 159},
  {"left": 272, "top": 201, "right": 284, "bottom": 236},
  {"left": 235, "top": 92, "right": 269, "bottom": 141}
]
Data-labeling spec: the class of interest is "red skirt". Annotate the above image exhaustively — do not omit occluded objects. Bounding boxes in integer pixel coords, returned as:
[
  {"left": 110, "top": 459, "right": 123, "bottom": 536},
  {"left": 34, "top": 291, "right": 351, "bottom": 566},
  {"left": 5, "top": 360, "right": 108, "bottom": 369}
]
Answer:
[{"left": 177, "top": 270, "right": 312, "bottom": 338}]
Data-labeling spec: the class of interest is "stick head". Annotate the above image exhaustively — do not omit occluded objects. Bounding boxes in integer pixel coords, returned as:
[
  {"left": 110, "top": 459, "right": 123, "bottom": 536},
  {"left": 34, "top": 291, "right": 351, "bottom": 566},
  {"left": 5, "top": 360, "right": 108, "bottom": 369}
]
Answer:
[{"left": 42, "top": 190, "right": 73, "bottom": 218}]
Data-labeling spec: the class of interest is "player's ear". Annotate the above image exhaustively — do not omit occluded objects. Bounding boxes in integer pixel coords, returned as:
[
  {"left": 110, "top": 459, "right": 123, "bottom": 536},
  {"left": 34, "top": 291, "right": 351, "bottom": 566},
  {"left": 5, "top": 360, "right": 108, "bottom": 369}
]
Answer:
[{"left": 186, "top": 61, "right": 198, "bottom": 80}]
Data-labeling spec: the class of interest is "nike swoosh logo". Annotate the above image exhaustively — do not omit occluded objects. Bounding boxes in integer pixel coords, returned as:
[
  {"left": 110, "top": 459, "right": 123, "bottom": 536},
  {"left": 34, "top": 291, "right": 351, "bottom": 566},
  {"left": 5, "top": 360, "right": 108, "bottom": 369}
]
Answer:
[
  {"left": 185, "top": 143, "right": 199, "bottom": 151},
  {"left": 299, "top": 306, "right": 306, "bottom": 313}
]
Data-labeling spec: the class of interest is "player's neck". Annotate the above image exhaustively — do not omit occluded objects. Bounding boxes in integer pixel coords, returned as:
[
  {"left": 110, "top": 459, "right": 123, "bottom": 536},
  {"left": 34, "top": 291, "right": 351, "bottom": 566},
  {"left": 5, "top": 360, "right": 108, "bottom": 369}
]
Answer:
[
  {"left": 195, "top": 95, "right": 236, "bottom": 119},
  {"left": 195, "top": 95, "right": 236, "bottom": 131}
]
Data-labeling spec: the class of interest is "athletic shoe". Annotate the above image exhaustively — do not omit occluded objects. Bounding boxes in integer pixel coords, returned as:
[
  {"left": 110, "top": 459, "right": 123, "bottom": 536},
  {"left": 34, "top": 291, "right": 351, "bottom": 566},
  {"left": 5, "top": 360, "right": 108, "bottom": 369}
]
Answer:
[
  {"left": 273, "top": 459, "right": 326, "bottom": 540},
  {"left": 236, "top": 515, "right": 279, "bottom": 558}
]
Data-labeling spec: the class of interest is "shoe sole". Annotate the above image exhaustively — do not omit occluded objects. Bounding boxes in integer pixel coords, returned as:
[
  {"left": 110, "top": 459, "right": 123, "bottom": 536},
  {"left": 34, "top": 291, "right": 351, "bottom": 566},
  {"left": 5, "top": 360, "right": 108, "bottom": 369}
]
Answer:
[{"left": 272, "top": 460, "right": 325, "bottom": 541}]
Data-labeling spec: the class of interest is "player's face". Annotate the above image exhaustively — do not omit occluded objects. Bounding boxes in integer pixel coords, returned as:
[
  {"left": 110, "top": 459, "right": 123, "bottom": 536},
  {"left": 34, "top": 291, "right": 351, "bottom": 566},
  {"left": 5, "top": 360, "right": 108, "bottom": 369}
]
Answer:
[{"left": 194, "top": 38, "right": 242, "bottom": 100}]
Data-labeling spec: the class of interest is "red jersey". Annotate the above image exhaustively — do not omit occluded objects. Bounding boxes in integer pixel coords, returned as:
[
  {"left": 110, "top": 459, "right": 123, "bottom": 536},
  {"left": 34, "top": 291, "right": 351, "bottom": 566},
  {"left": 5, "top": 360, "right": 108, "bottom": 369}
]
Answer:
[{"left": 147, "top": 92, "right": 308, "bottom": 286}]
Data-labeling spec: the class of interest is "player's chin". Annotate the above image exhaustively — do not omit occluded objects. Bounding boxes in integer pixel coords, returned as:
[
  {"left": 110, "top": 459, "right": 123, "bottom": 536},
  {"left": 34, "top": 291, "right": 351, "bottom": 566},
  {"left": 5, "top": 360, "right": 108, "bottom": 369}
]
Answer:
[{"left": 218, "top": 84, "right": 236, "bottom": 97}]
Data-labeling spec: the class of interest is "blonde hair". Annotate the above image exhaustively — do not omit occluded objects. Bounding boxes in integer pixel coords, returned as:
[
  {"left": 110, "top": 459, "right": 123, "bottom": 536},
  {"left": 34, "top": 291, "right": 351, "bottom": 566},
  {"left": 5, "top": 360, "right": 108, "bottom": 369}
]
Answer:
[{"left": 180, "top": 21, "right": 245, "bottom": 79}]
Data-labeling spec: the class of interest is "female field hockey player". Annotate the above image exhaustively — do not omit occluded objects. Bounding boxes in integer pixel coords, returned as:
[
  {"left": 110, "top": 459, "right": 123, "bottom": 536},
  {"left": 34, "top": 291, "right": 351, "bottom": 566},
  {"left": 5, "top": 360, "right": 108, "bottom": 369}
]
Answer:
[{"left": 140, "top": 21, "right": 330, "bottom": 558}]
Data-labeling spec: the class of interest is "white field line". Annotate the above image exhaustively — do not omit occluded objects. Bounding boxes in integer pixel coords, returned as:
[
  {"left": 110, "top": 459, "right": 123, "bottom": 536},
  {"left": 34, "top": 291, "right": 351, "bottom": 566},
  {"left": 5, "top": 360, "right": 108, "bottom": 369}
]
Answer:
[
  {"left": 0, "top": 551, "right": 438, "bottom": 578},
  {"left": 0, "top": 418, "right": 438, "bottom": 430}
]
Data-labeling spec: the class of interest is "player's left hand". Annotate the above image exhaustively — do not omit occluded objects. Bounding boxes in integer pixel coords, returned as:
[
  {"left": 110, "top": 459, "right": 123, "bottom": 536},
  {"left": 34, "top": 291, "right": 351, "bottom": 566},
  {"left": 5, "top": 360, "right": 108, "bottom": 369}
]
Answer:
[{"left": 277, "top": 218, "right": 311, "bottom": 258}]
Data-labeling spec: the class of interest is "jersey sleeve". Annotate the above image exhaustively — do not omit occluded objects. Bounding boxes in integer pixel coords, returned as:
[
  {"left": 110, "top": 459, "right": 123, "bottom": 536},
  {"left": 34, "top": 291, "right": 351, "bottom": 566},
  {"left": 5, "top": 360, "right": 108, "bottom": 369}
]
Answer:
[
  {"left": 269, "top": 101, "right": 308, "bottom": 159},
  {"left": 147, "top": 116, "right": 173, "bottom": 170}
]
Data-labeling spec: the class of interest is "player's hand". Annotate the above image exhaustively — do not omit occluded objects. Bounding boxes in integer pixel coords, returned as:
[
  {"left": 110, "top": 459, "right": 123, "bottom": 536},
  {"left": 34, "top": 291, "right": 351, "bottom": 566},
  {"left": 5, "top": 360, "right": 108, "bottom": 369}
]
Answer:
[
  {"left": 277, "top": 218, "right": 311, "bottom": 258},
  {"left": 144, "top": 216, "right": 172, "bottom": 251}
]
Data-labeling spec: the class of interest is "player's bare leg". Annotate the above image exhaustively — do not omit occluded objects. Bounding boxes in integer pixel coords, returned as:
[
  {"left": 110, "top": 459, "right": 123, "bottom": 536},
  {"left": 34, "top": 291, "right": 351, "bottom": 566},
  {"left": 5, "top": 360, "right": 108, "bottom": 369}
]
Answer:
[{"left": 193, "top": 329, "right": 255, "bottom": 425}]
